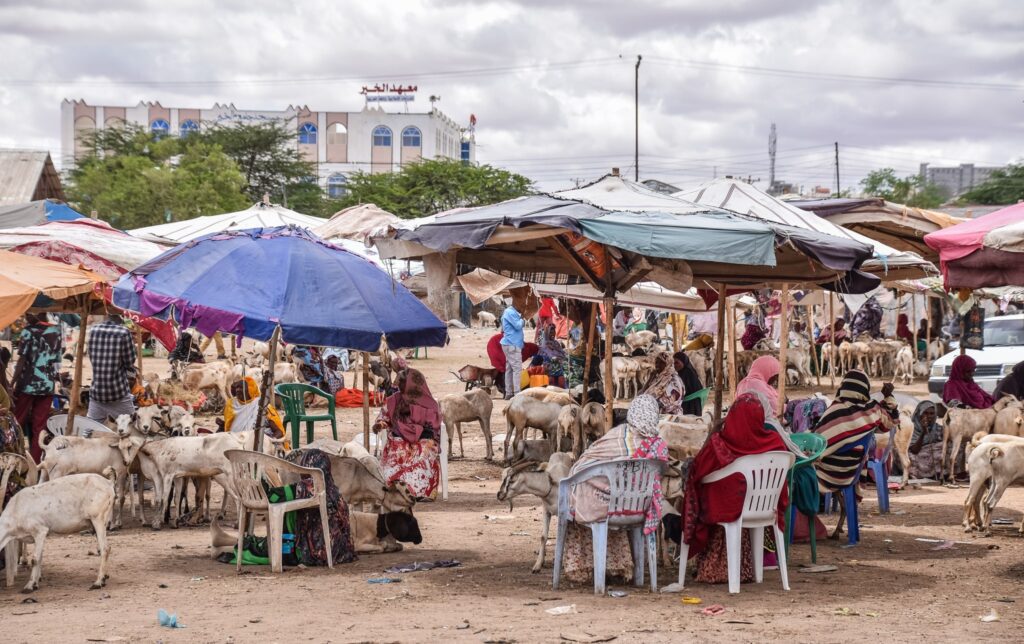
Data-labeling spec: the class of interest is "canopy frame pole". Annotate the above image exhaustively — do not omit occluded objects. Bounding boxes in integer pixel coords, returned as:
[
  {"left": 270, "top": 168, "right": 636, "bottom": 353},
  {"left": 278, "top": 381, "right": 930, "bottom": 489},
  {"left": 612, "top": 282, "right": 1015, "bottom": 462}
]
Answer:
[
  {"left": 828, "top": 291, "right": 836, "bottom": 388},
  {"left": 135, "top": 329, "right": 144, "bottom": 384},
  {"left": 603, "top": 298, "right": 614, "bottom": 430},
  {"left": 65, "top": 296, "right": 89, "bottom": 435},
  {"left": 926, "top": 294, "right": 933, "bottom": 364},
  {"left": 252, "top": 325, "right": 280, "bottom": 452},
  {"left": 726, "top": 297, "right": 737, "bottom": 403},
  {"left": 713, "top": 284, "right": 727, "bottom": 424},
  {"left": 809, "top": 304, "right": 821, "bottom": 387},
  {"left": 582, "top": 303, "right": 597, "bottom": 405},
  {"left": 911, "top": 293, "right": 919, "bottom": 362},
  {"left": 777, "top": 283, "right": 790, "bottom": 418},
  {"left": 362, "top": 352, "right": 371, "bottom": 450}
]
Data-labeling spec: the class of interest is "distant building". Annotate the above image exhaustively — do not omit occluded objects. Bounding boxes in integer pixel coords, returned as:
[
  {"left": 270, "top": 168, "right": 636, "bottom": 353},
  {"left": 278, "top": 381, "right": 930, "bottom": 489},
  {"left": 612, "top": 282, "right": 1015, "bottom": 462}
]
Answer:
[
  {"left": 919, "top": 163, "right": 1003, "bottom": 198},
  {"left": 0, "top": 149, "right": 65, "bottom": 206},
  {"left": 61, "top": 99, "right": 476, "bottom": 196}
]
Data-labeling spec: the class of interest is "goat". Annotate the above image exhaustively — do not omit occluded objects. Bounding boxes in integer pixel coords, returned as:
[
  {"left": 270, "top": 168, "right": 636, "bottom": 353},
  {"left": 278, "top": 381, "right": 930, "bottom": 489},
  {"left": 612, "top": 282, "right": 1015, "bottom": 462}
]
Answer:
[
  {"left": 941, "top": 396, "right": 1017, "bottom": 482},
  {"left": 874, "top": 408, "right": 914, "bottom": 488},
  {"left": 892, "top": 345, "right": 914, "bottom": 385},
  {"left": 0, "top": 473, "right": 114, "bottom": 593},
  {"left": 502, "top": 395, "right": 565, "bottom": 461},
  {"left": 438, "top": 389, "right": 494, "bottom": 459},
  {"left": 611, "top": 357, "right": 639, "bottom": 400},
  {"left": 496, "top": 453, "right": 573, "bottom": 572},
  {"left": 993, "top": 397, "right": 1024, "bottom": 437},
  {"left": 518, "top": 388, "right": 575, "bottom": 406},
  {"left": 304, "top": 439, "right": 416, "bottom": 512},
  {"left": 180, "top": 361, "right": 232, "bottom": 404},
  {"left": 512, "top": 438, "right": 557, "bottom": 463},
  {"left": 625, "top": 330, "right": 658, "bottom": 354},
  {"left": 573, "top": 402, "right": 607, "bottom": 458},
  {"left": 476, "top": 311, "right": 497, "bottom": 328},
  {"left": 962, "top": 434, "right": 1024, "bottom": 534},
  {"left": 658, "top": 416, "right": 709, "bottom": 460}
]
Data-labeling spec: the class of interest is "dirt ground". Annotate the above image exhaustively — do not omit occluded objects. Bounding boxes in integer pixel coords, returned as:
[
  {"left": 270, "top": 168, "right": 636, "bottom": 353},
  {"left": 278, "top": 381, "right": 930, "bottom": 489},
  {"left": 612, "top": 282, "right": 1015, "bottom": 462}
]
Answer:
[{"left": 4, "top": 327, "right": 1024, "bottom": 643}]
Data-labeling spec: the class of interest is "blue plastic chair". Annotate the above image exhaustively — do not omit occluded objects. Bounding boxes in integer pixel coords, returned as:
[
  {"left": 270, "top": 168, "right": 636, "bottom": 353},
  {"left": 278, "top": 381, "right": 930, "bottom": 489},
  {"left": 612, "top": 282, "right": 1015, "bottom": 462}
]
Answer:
[
  {"left": 866, "top": 428, "right": 895, "bottom": 514},
  {"left": 818, "top": 432, "right": 875, "bottom": 546}
]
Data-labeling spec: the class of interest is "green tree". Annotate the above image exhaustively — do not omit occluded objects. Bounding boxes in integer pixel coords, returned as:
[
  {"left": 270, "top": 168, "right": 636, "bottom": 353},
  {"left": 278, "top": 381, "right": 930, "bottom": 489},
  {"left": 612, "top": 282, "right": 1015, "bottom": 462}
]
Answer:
[
  {"left": 860, "top": 167, "right": 945, "bottom": 208},
  {"left": 960, "top": 164, "right": 1024, "bottom": 204},
  {"left": 339, "top": 158, "right": 533, "bottom": 219}
]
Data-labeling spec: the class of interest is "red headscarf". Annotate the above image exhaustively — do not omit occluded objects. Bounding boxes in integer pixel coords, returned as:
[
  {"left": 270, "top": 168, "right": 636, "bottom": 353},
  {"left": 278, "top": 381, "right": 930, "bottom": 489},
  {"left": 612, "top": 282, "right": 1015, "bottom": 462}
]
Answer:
[
  {"left": 385, "top": 367, "right": 441, "bottom": 443},
  {"left": 896, "top": 314, "right": 913, "bottom": 343},
  {"left": 680, "top": 394, "right": 789, "bottom": 556},
  {"left": 943, "top": 355, "right": 995, "bottom": 409}
]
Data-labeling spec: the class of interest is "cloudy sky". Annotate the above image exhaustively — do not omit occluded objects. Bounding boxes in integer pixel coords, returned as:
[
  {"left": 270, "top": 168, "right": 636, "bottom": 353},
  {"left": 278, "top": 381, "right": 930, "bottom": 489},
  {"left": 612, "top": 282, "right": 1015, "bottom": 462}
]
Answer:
[{"left": 1, "top": 0, "right": 1021, "bottom": 193}]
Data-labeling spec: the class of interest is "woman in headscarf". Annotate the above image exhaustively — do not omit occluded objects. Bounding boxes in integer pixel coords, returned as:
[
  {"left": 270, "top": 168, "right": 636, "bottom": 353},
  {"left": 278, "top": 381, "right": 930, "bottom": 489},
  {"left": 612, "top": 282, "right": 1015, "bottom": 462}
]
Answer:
[
  {"left": 536, "top": 323, "right": 567, "bottom": 388},
  {"left": 673, "top": 351, "right": 705, "bottom": 416},
  {"left": 994, "top": 360, "right": 1024, "bottom": 401},
  {"left": 896, "top": 314, "right": 914, "bottom": 344},
  {"left": 943, "top": 355, "right": 995, "bottom": 409},
  {"left": 222, "top": 376, "right": 287, "bottom": 441},
  {"left": 375, "top": 362, "right": 442, "bottom": 499},
  {"left": 816, "top": 318, "right": 849, "bottom": 345},
  {"left": 292, "top": 346, "right": 325, "bottom": 390},
  {"left": 736, "top": 355, "right": 781, "bottom": 421},
  {"left": 908, "top": 401, "right": 943, "bottom": 480},
  {"left": 813, "top": 370, "right": 893, "bottom": 494},
  {"left": 639, "top": 353, "right": 684, "bottom": 415},
  {"left": 321, "top": 350, "right": 346, "bottom": 395},
  {"left": 739, "top": 321, "right": 767, "bottom": 351},
  {"left": 561, "top": 395, "right": 669, "bottom": 584},
  {"left": 677, "top": 393, "right": 789, "bottom": 584},
  {"left": 851, "top": 296, "right": 883, "bottom": 339}
]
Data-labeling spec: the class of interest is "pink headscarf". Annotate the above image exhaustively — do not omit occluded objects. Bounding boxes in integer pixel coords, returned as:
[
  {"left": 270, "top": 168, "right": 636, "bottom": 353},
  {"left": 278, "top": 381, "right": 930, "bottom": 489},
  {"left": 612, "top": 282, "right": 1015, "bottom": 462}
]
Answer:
[{"left": 736, "top": 355, "right": 781, "bottom": 417}]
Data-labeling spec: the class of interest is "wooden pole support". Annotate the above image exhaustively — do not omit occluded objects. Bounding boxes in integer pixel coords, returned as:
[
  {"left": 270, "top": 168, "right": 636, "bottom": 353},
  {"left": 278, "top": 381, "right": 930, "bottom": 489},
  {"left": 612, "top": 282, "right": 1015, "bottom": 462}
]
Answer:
[
  {"left": 911, "top": 293, "right": 919, "bottom": 361},
  {"left": 777, "top": 283, "right": 790, "bottom": 418},
  {"left": 66, "top": 296, "right": 89, "bottom": 434},
  {"left": 582, "top": 303, "right": 597, "bottom": 405},
  {"left": 809, "top": 305, "right": 821, "bottom": 387},
  {"left": 252, "top": 326, "right": 280, "bottom": 451},
  {"left": 713, "top": 284, "right": 727, "bottom": 424},
  {"left": 362, "top": 352, "right": 371, "bottom": 450},
  {"left": 828, "top": 291, "right": 836, "bottom": 388},
  {"left": 726, "top": 297, "right": 737, "bottom": 402},
  {"left": 603, "top": 298, "right": 614, "bottom": 430}
]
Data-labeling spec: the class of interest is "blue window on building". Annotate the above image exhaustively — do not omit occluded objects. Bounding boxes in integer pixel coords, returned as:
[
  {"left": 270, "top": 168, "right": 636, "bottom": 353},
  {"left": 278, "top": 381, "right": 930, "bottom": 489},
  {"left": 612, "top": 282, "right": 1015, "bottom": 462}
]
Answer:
[
  {"left": 327, "top": 173, "right": 348, "bottom": 198},
  {"left": 151, "top": 119, "right": 170, "bottom": 139},
  {"left": 179, "top": 119, "right": 199, "bottom": 137},
  {"left": 401, "top": 126, "right": 422, "bottom": 147},
  {"left": 298, "top": 122, "right": 317, "bottom": 144},
  {"left": 461, "top": 141, "right": 471, "bottom": 163},
  {"left": 372, "top": 125, "right": 392, "bottom": 147}
]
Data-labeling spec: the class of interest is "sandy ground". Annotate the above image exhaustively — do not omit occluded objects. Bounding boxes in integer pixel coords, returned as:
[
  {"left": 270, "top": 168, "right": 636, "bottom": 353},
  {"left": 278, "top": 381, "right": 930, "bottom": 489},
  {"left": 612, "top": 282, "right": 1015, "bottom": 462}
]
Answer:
[{"left": 4, "top": 327, "right": 1024, "bottom": 643}]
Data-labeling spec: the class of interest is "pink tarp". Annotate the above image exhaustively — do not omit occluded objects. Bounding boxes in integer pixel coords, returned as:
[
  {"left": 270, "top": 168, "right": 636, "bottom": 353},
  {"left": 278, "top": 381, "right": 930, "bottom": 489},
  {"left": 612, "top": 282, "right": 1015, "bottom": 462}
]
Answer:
[{"left": 925, "top": 202, "right": 1024, "bottom": 289}]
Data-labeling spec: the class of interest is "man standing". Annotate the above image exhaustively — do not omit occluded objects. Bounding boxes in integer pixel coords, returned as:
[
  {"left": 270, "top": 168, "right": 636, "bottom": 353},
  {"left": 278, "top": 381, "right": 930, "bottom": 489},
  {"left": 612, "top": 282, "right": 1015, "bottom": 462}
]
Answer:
[
  {"left": 12, "top": 313, "right": 62, "bottom": 462},
  {"left": 86, "top": 313, "right": 138, "bottom": 423},
  {"left": 500, "top": 300, "right": 525, "bottom": 400}
]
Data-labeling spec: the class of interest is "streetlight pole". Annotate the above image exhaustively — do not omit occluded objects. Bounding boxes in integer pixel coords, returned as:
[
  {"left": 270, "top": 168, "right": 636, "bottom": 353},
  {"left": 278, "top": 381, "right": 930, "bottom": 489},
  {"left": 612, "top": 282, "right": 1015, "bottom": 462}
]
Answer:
[{"left": 635, "top": 55, "right": 642, "bottom": 182}]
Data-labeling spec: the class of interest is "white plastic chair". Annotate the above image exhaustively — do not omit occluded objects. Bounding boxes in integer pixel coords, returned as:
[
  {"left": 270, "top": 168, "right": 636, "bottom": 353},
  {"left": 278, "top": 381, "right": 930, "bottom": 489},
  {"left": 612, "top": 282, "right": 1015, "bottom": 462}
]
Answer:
[
  {"left": 46, "top": 414, "right": 114, "bottom": 438},
  {"left": 552, "top": 458, "right": 666, "bottom": 594},
  {"left": 224, "top": 449, "right": 333, "bottom": 573},
  {"left": 677, "top": 450, "right": 795, "bottom": 594}
]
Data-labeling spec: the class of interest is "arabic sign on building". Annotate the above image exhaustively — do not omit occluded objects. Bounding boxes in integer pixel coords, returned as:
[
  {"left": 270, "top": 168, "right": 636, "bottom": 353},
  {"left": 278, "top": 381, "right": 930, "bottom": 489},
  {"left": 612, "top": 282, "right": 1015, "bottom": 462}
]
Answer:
[{"left": 361, "top": 84, "right": 417, "bottom": 103}]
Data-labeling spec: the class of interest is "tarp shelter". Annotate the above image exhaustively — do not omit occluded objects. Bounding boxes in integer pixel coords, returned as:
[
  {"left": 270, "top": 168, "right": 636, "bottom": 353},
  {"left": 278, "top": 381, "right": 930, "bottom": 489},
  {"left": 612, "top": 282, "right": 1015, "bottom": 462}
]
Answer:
[
  {"left": 0, "top": 250, "right": 101, "bottom": 329},
  {"left": 316, "top": 203, "right": 403, "bottom": 243},
  {"left": 0, "top": 219, "right": 165, "bottom": 275},
  {"left": 0, "top": 199, "right": 84, "bottom": 229},
  {"left": 113, "top": 226, "right": 448, "bottom": 351},
  {"left": 676, "top": 179, "right": 936, "bottom": 280},
  {"left": 127, "top": 202, "right": 327, "bottom": 245},
  {"left": 924, "top": 202, "right": 1024, "bottom": 289},
  {"left": 788, "top": 197, "right": 964, "bottom": 262}
]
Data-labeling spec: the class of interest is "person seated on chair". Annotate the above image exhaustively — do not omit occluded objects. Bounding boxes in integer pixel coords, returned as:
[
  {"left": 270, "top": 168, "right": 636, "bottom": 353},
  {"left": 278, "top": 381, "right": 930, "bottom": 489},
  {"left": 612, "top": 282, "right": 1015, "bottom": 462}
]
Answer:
[
  {"left": 374, "top": 360, "right": 441, "bottom": 501},
  {"left": 219, "top": 377, "right": 286, "bottom": 444},
  {"left": 812, "top": 370, "right": 894, "bottom": 538},
  {"left": 736, "top": 355, "right": 782, "bottom": 424},
  {"left": 321, "top": 350, "right": 346, "bottom": 395},
  {"left": 943, "top": 355, "right": 994, "bottom": 409},
  {"left": 639, "top": 353, "right": 684, "bottom": 415},
  {"left": 675, "top": 393, "right": 789, "bottom": 585},
  {"left": 673, "top": 351, "right": 705, "bottom": 416},
  {"left": 560, "top": 395, "right": 668, "bottom": 584},
  {"left": 292, "top": 346, "right": 325, "bottom": 390}
]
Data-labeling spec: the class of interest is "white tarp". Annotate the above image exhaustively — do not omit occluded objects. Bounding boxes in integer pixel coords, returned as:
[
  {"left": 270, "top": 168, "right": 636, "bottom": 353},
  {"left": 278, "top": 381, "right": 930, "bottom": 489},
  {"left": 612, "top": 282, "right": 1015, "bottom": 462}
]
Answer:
[
  {"left": 0, "top": 219, "right": 165, "bottom": 271},
  {"left": 127, "top": 202, "right": 327, "bottom": 244}
]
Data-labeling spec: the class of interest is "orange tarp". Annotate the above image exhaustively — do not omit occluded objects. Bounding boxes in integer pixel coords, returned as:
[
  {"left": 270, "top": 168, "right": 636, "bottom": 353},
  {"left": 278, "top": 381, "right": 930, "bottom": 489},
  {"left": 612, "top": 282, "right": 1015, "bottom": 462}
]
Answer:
[{"left": 0, "top": 249, "right": 102, "bottom": 328}]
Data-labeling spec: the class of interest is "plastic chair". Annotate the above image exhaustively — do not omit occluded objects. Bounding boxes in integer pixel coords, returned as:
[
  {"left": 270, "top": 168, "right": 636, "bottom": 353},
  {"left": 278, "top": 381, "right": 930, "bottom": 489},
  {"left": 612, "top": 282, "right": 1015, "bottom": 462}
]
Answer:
[
  {"left": 867, "top": 428, "right": 895, "bottom": 513},
  {"left": 552, "top": 458, "right": 666, "bottom": 595},
  {"left": 819, "top": 433, "right": 875, "bottom": 546},
  {"left": 682, "top": 387, "right": 710, "bottom": 410},
  {"left": 275, "top": 383, "right": 338, "bottom": 448},
  {"left": 413, "top": 347, "right": 428, "bottom": 359},
  {"left": 784, "top": 433, "right": 826, "bottom": 563},
  {"left": 46, "top": 414, "right": 114, "bottom": 438},
  {"left": 678, "top": 451, "right": 795, "bottom": 594},
  {"left": 224, "top": 449, "right": 333, "bottom": 573}
]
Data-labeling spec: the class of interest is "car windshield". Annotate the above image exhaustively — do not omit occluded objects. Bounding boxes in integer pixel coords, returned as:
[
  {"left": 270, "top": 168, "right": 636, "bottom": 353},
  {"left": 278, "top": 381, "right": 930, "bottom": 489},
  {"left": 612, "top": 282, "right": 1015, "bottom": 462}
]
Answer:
[{"left": 983, "top": 318, "right": 1024, "bottom": 347}]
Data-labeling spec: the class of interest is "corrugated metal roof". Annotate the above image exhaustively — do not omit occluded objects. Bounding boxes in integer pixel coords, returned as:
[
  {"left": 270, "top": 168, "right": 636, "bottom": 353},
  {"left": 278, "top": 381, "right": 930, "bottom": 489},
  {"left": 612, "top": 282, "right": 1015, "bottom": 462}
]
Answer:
[{"left": 0, "top": 149, "right": 64, "bottom": 206}]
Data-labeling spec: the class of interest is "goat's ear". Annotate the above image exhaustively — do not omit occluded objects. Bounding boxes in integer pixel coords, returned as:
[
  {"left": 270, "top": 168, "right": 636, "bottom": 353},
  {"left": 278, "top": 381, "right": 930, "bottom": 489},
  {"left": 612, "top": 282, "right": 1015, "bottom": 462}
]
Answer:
[{"left": 131, "top": 412, "right": 139, "bottom": 422}]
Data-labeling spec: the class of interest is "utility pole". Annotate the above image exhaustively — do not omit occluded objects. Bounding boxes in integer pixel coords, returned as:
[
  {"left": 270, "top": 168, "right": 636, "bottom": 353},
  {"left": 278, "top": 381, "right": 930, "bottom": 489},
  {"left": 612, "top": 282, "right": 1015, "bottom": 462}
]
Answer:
[
  {"left": 768, "top": 123, "right": 777, "bottom": 194},
  {"left": 834, "top": 141, "right": 841, "bottom": 197},
  {"left": 635, "top": 54, "right": 642, "bottom": 182}
]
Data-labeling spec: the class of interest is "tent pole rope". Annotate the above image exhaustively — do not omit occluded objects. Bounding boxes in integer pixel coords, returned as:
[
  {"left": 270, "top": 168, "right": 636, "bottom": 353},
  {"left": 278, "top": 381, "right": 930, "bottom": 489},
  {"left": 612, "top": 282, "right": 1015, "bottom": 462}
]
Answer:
[
  {"left": 713, "top": 284, "right": 727, "bottom": 424},
  {"left": 582, "top": 302, "right": 597, "bottom": 405},
  {"left": 252, "top": 325, "right": 280, "bottom": 451},
  {"left": 777, "top": 283, "right": 790, "bottom": 418},
  {"left": 362, "top": 352, "right": 371, "bottom": 451},
  {"left": 66, "top": 295, "right": 89, "bottom": 436}
]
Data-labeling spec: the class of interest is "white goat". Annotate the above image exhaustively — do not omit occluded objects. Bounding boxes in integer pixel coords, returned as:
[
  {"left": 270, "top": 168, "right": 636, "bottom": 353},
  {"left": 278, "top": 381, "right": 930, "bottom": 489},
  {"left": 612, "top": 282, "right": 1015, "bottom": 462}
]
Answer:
[
  {"left": 962, "top": 434, "right": 1024, "bottom": 534},
  {"left": 502, "top": 396, "right": 565, "bottom": 461},
  {"left": 439, "top": 389, "right": 494, "bottom": 459},
  {"left": 941, "top": 396, "right": 1016, "bottom": 482},
  {"left": 496, "top": 453, "right": 573, "bottom": 573}
]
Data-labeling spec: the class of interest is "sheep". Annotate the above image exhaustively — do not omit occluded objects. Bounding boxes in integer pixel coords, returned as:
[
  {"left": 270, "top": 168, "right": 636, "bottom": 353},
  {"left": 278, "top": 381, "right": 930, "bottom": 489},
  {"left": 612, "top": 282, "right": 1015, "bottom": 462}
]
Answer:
[
  {"left": 625, "top": 330, "right": 658, "bottom": 354},
  {"left": 496, "top": 453, "right": 574, "bottom": 572},
  {"left": 962, "top": 434, "right": 1024, "bottom": 534},
  {"left": 518, "top": 388, "right": 575, "bottom": 406},
  {"left": 0, "top": 473, "right": 114, "bottom": 593},
  {"left": 892, "top": 345, "right": 914, "bottom": 385},
  {"left": 438, "top": 389, "right": 494, "bottom": 460},
  {"left": 658, "top": 416, "right": 709, "bottom": 461},
  {"left": 502, "top": 396, "right": 565, "bottom": 462},
  {"left": 476, "top": 311, "right": 497, "bottom": 328},
  {"left": 941, "top": 396, "right": 1017, "bottom": 483},
  {"left": 685, "top": 348, "right": 711, "bottom": 387},
  {"left": 993, "top": 397, "right": 1024, "bottom": 437}
]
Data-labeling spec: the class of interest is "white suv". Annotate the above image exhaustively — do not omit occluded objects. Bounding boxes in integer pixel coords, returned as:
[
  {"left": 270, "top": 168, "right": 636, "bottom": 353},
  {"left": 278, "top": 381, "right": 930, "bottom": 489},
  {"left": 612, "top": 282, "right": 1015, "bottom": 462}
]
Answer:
[{"left": 929, "top": 313, "right": 1024, "bottom": 398}]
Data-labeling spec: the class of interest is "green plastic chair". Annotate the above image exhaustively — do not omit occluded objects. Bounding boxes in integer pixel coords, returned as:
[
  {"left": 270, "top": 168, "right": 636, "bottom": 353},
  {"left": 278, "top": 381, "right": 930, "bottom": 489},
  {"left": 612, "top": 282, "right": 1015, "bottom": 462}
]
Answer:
[
  {"left": 682, "top": 387, "right": 710, "bottom": 410},
  {"left": 784, "top": 432, "right": 827, "bottom": 563},
  {"left": 274, "top": 383, "right": 338, "bottom": 448}
]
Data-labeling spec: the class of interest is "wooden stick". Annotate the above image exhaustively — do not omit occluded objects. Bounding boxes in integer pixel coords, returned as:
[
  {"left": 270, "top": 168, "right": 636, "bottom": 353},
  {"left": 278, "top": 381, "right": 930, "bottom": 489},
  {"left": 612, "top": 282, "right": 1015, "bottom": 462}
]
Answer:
[
  {"left": 713, "top": 284, "right": 727, "bottom": 424},
  {"left": 252, "top": 326, "right": 280, "bottom": 451},
  {"left": 65, "top": 297, "right": 89, "bottom": 434},
  {"left": 926, "top": 294, "right": 933, "bottom": 362},
  {"left": 582, "top": 303, "right": 597, "bottom": 405},
  {"left": 726, "top": 297, "right": 737, "bottom": 402},
  {"left": 603, "top": 298, "right": 614, "bottom": 429},
  {"left": 828, "top": 291, "right": 836, "bottom": 388},
  {"left": 809, "top": 304, "right": 821, "bottom": 387},
  {"left": 777, "top": 283, "right": 790, "bottom": 418},
  {"left": 135, "top": 330, "right": 144, "bottom": 379},
  {"left": 911, "top": 293, "right": 919, "bottom": 361},
  {"left": 362, "top": 351, "right": 371, "bottom": 450}
]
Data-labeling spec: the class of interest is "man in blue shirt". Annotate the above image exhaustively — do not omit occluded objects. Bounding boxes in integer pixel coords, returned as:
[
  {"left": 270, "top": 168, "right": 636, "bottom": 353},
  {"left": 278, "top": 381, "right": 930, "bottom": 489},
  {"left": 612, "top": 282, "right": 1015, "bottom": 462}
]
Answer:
[{"left": 500, "top": 301, "right": 525, "bottom": 400}]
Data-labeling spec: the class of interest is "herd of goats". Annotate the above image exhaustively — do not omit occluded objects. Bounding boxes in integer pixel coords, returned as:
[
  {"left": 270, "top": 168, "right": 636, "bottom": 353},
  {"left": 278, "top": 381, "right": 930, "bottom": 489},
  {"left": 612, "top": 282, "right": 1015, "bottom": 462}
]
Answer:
[{"left": 0, "top": 324, "right": 1022, "bottom": 595}]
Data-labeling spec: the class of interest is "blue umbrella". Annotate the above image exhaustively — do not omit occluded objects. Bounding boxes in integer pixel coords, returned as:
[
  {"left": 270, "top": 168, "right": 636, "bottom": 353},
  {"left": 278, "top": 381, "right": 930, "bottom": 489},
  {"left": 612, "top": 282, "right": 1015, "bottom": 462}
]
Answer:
[{"left": 112, "top": 225, "right": 447, "bottom": 351}]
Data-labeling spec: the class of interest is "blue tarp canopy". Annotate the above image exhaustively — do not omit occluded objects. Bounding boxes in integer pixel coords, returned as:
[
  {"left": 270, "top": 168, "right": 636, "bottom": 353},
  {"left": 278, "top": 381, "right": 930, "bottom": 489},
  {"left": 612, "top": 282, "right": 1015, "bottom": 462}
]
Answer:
[
  {"left": 44, "top": 200, "right": 85, "bottom": 222},
  {"left": 113, "top": 226, "right": 448, "bottom": 351}
]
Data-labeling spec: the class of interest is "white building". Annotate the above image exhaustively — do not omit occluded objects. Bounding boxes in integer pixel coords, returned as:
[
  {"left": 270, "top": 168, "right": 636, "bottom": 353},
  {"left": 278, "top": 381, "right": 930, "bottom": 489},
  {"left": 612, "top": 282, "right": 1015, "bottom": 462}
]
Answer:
[{"left": 61, "top": 99, "right": 476, "bottom": 197}]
